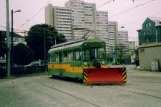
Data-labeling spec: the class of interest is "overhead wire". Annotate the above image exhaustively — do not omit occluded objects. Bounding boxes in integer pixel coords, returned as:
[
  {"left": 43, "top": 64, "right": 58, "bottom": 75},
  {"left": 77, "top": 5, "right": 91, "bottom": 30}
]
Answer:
[
  {"left": 0, "top": 25, "right": 25, "bottom": 31},
  {"left": 122, "top": 11, "right": 161, "bottom": 26},
  {"left": 97, "top": 0, "right": 114, "bottom": 8},
  {"left": 20, "top": 0, "right": 52, "bottom": 29},
  {"left": 109, "top": 0, "right": 156, "bottom": 18}
]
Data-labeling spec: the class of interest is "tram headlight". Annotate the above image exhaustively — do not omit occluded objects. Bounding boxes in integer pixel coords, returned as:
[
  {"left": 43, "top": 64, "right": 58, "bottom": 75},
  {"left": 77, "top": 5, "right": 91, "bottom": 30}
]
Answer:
[
  {"left": 84, "top": 62, "right": 87, "bottom": 65},
  {"left": 102, "top": 61, "right": 105, "bottom": 64}
]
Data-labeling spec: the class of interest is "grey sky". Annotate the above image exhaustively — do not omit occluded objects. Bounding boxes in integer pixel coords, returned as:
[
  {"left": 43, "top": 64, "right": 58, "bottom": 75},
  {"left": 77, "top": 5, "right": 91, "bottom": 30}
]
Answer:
[{"left": 1, "top": 0, "right": 161, "bottom": 41}]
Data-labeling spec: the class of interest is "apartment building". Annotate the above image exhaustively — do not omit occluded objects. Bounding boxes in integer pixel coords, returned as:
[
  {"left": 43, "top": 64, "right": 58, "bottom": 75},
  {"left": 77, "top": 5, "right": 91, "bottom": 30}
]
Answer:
[
  {"left": 45, "top": 0, "right": 109, "bottom": 47},
  {"left": 108, "top": 21, "right": 118, "bottom": 52},
  {"left": 128, "top": 41, "right": 135, "bottom": 52},
  {"left": 118, "top": 31, "right": 129, "bottom": 51},
  {"left": 45, "top": 4, "right": 72, "bottom": 40},
  {"left": 65, "top": 0, "right": 95, "bottom": 39},
  {"left": 97, "top": 11, "right": 109, "bottom": 51}
]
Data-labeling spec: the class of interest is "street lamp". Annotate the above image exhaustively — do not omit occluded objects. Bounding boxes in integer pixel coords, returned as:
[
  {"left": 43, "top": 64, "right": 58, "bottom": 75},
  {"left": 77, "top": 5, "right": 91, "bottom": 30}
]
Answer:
[
  {"left": 11, "top": 9, "right": 21, "bottom": 74},
  {"left": 121, "top": 26, "right": 125, "bottom": 28}
]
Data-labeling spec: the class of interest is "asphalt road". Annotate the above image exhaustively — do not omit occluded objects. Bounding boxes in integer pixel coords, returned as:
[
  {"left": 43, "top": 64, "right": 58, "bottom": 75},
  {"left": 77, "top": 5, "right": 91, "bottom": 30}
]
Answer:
[{"left": 0, "top": 65, "right": 161, "bottom": 107}]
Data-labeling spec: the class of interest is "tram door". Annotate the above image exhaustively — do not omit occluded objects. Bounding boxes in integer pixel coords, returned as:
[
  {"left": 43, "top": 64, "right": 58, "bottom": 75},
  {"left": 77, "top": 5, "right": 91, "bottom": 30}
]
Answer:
[{"left": 59, "top": 52, "right": 63, "bottom": 77}]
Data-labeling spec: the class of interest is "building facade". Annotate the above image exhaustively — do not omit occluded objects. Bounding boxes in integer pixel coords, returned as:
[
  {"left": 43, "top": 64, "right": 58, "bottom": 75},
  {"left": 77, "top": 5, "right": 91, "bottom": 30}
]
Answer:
[
  {"left": 117, "top": 31, "right": 129, "bottom": 51},
  {"left": 65, "top": 0, "right": 97, "bottom": 40},
  {"left": 128, "top": 41, "right": 135, "bottom": 52},
  {"left": 45, "top": 0, "right": 109, "bottom": 51},
  {"left": 97, "top": 11, "right": 108, "bottom": 51},
  {"left": 138, "top": 43, "right": 161, "bottom": 71},
  {"left": 138, "top": 17, "right": 161, "bottom": 45},
  {"left": 0, "top": 31, "right": 26, "bottom": 60},
  {"left": 108, "top": 21, "right": 118, "bottom": 52},
  {"left": 45, "top": 5, "right": 72, "bottom": 40}
]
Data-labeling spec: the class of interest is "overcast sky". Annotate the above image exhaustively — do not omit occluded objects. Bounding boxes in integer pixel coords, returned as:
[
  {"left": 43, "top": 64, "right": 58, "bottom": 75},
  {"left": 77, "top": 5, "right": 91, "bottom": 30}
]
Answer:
[{"left": 1, "top": 0, "right": 161, "bottom": 41}]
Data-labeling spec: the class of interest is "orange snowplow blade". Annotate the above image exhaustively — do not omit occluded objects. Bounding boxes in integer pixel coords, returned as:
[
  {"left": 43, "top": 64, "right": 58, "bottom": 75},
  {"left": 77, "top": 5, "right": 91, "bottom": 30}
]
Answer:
[{"left": 83, "top": 67, "right": 127, "bottom": 85}]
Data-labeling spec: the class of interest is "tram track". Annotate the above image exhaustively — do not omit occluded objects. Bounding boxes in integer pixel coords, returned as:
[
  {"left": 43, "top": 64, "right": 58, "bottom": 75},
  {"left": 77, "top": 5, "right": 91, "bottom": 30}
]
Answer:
[
  {"left": 34, "top": 80, "right": 101, "bottom": 107},
  {"left": 101, "top": 85, "right": 161, "bottom": 99}
]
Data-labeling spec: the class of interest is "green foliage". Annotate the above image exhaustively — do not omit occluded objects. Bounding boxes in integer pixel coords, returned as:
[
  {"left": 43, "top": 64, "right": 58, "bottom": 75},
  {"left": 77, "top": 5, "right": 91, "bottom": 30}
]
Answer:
[
  {"left": 13, "top": 43, "right": 34, "bottom": 65},
  {"left": 25, "top": 24, "right": 67, "bottom": 60},
  {"left": 112, "top": 44, "right": 131, "bottom": 64},
  {"left": 0, "top": 34, "right": 8, "bottom": 57},
  {"left": 56, "top": 33, "right": 67, "bottom": 44},
  {"left": 106, "top": 52, "right": 112, "bottom": 62},
  {"left": 134, "top": 49, "right": 139, "bottom": 65}
]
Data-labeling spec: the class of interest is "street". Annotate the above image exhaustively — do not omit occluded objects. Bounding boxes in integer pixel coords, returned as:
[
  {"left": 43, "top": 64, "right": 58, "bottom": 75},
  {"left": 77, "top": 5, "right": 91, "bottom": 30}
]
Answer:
[{"left": 0, "top": 65, "right": 161, "bottom": 107}]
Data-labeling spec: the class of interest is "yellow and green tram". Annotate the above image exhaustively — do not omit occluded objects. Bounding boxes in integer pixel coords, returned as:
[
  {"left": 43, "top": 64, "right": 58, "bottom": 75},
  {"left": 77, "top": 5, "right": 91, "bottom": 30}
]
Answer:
[{"left": 48, "top": 38, "right": 127, "bottom": 85}]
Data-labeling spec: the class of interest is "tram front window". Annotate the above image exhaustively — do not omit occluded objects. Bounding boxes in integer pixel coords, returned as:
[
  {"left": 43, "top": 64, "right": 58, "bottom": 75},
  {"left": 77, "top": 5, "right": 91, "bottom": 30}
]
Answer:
[
  {"left": 90, "top": 48, "right": 96, "bottom": 60},
  {"left": 97, "top": 48, "right": 105, "bottom": 59},
  {"left": 83, "top": 48, "right": 105, "bottom": 61}
]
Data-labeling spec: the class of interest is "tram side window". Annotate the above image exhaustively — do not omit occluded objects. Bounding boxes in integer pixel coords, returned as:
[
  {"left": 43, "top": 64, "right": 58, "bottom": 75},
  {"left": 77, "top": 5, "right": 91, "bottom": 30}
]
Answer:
[
  {"left": 80, "top": 51, "right": 82, "bottom": 60},
  {"left": 75, "top": 51, "right": 80, "bottom": 61},
  {"left": 63, "top": 51, "right": 68, "bottom": 61},
  {"left": 67, "top": 52, "right": 73, "bottom": 61},
  {"left": 50, "top": 52, "right": 55, "bottom": 62},
  {"left": 97, "top": 48, "right": 105, "bottom": 59},
  {"left": 56, "top": 53, "right": 59, "bottom": 62},
  {"left": 83, "top": 50, "right": 90, "bottom": 61}
]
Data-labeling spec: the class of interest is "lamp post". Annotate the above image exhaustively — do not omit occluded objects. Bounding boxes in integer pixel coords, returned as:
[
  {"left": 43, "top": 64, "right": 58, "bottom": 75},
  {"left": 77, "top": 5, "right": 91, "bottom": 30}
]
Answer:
[
  {"left": 11, "top": 9, "right": 21, "bottom": 74},
  {"left": 6, "top": 0, "right": 10, "bottom": 77}
]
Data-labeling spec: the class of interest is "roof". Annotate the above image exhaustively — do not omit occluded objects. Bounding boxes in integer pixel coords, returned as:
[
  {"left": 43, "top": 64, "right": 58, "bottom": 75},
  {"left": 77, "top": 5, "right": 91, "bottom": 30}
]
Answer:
[
  {"left": 0, "top": 30, "right": 24, "bottom": 38},
  {"left": 49, "top": 39, "right": 105, "bottom": 52},
  {"left": 149, "top": 17, "right": 161, "bottom": 26},
  {"left": 138, "top": 42, "right": 161, "bottom": 48}
]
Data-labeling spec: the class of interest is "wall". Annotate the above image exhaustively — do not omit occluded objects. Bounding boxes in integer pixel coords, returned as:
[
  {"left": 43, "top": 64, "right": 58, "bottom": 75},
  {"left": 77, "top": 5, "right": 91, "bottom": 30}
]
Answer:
[{"left": 139, "top": 45, "right": 161, "bottom": 69}]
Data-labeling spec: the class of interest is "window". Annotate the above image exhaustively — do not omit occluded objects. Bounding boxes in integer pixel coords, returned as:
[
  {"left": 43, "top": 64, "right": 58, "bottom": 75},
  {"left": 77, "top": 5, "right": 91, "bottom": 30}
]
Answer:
[
  {"left": 50, "top": 52, "right": 55, "bottom": 62},
  {"left": 149, "top": 23, "right": 151, "bottom": 26},
  {"left": 97, "top": 48, "right": 105, "bottom": 59},
  {"left": 63, "top": 51, "right": 68, "bottom": 61},
  {"left": 67, "top": 52, "right": 73, "bottom": 61},
  {"left": 83, "top": 50, "right": 90, "bottom": 61},
  {"left": 74, "top": 51, "right": 80, "bottom": 61},
  {"left": 56, "top": 53, "right": 59, "bottom": 62}
]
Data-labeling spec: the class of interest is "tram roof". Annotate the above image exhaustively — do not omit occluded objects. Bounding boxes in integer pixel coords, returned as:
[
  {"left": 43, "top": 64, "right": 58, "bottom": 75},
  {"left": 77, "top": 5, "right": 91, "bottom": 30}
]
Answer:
[{"left": 49, "top": 39, "right": 105, "bottom": 52}]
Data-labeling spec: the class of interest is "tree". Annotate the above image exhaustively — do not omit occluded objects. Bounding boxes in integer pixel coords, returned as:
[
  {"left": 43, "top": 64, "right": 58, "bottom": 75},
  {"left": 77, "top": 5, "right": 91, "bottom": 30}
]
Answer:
[
  {"left": 115, "top": 44, "right": 127, "bottom": 64},
  {"left": 106, "top": 52, "right": 113, "bottom": 64},
  {"left": 25, "top": 24, "right": 67, "bottom": 60},
  {"left": 134, "top": 49, "right": 139, "bottom": 66},
  {"left": 0, "top": 33, "right": 8, "bottom": 57},
  {"left": 13, "top": 43, "right": 34, "bottom": 65},
  {"left": 56, "top": 33, "right": 67, "bottom": 45}
]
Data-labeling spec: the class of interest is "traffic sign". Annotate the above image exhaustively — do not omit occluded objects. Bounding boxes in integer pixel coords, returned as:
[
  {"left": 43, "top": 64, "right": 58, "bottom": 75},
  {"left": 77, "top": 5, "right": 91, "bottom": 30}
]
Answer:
[{"left": 110, "top": 52, "right": 116, "bottom": 57}]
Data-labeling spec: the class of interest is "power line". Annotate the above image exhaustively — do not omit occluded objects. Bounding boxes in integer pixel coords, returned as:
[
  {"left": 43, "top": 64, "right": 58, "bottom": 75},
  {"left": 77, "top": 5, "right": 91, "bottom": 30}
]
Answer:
[
  {"left": 110, "top": 0, "right": 156, "bottom": 18},
  {"left": 97, "top": 0, "right": 140, "bottom": 9},
  {"left": 97, "top": 0, "right": 114, "bottom": 8},
  {"left": 122, "top": 11, "right": 161, "bottom": 26},
  {"left": 0, "top": 25, "right": 25, "bottom": 31},
  {"left": 0, "top": 26, "right": 6, "bottom": 29},
  {"left": 20, "top": 0, "right": 52, "bottom": 28}
]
